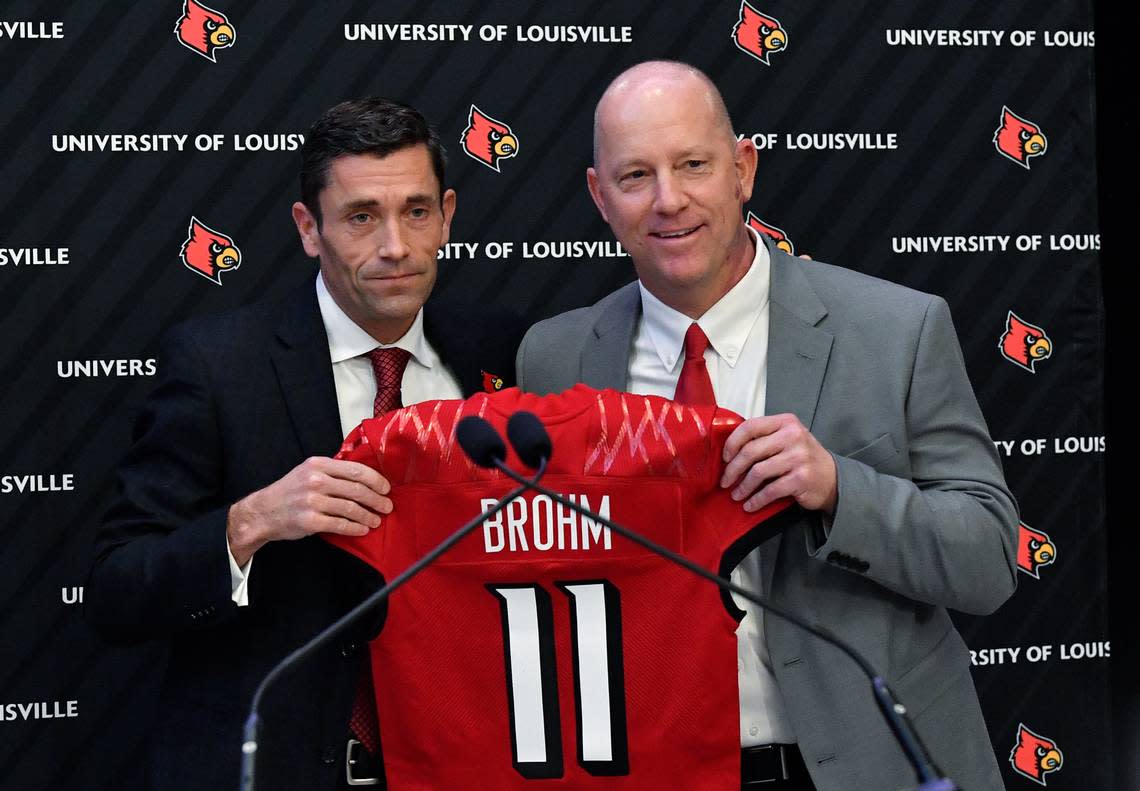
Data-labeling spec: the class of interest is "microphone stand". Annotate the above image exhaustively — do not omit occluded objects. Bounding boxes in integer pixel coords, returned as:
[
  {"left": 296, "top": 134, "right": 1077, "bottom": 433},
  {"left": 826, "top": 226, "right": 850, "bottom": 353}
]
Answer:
[
  {"left": 491, "top": 454, "right": 956, "bottom": 791},
  {"left": 239, "top": 459, "right": 547, "bottom": 791}
]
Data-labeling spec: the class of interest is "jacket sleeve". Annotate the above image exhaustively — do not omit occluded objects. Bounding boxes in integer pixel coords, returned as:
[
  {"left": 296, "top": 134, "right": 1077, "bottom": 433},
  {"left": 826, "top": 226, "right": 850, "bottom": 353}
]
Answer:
[
  {"left": 85, "top": 325, "right": 239, "bottom": 642},
  {"left": 808, "top": 296, "right": 1019, "bottom": 615}
]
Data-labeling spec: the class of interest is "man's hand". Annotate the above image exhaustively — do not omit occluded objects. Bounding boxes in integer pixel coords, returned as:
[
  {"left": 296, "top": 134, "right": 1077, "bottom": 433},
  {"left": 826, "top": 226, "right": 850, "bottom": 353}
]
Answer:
[
  {"left": 720, "top": 413, "right": 838, "bottom": 514},
  {"left": 226, "top": 457, "right": 393, "bottom": 565}
]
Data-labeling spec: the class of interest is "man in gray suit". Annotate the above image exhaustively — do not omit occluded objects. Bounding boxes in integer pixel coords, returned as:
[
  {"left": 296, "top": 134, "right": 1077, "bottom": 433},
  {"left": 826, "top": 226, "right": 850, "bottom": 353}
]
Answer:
[{"left": 516, "top": 61, "right": 1017, "bottom": 791}]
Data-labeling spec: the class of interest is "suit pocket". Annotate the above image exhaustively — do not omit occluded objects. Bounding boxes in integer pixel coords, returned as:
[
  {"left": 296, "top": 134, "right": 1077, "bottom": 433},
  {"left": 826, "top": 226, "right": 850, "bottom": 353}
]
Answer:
[
  {"left": 893, "top": 626, "right": 971, "bottom": 718},
  {"left": 843, "top": 432, "right": 899, "bottom": 470}
]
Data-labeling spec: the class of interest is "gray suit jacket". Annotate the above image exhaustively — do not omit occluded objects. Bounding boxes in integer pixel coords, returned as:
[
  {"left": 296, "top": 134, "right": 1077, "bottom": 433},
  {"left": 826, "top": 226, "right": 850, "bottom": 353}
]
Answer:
[{"left": 516, "top": 237, "right": 1018, "bottom": 791}]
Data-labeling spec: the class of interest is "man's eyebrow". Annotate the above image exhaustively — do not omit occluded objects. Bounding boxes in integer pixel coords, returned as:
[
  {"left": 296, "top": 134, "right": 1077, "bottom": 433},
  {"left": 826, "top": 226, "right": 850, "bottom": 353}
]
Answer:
[
  {"left": 610, "top": 148, "right": 712, "bottom": 173},
  {"left": 339, "top": 198, "right": 380, "bottom": 213},
  {"left": 338, "top": 194, "right": 437, "bottom": 212}
]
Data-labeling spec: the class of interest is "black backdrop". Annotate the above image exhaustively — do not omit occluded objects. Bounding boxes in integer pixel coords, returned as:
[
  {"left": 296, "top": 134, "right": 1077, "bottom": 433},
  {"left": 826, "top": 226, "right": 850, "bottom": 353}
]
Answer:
[{"left": 0, "top": 1, "right": 1116, "bottom": 789}]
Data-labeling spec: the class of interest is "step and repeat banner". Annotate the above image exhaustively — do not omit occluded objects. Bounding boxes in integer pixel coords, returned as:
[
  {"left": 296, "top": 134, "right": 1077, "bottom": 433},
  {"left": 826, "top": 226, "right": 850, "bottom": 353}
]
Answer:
[{"left": 0, "top": 1, "right": 1104, "bottom": 789}]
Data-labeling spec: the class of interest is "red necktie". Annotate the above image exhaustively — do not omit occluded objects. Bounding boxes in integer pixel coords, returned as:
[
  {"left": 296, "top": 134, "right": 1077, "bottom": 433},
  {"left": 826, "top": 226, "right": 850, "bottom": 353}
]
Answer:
[
  {"left": 368, "top": 347, "right": 412, "bottom": 417},
  {"left": 673, "top": 323, "right": 716, "bottom": 406},
  {"left": 350, "top": 347, "right": 412, "bottom": 755}
]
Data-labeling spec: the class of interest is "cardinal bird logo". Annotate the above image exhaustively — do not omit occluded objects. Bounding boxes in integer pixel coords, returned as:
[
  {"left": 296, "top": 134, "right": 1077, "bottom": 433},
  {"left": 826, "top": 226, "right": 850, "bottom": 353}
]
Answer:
[
  {"left": 1017, "top": 523, "right": 1057, "bottom": 579},
  {"left": 994, "top": 106, "right": 1047, "bottom": 169},
  {"left": 747, "top": 212, "right": 795, "bottom": 255},
  {"left": 1010, "top": 724, "right": 1063, "bottom": 785},
  {"left": 175, "top": 0, "right": 236, "bottom": 63},
  {"left": 481, "top": 370, "right": 506, "bottom": 393},
  {"left": 732, "top": 1, "right": 787, "bottom": 65},
  {"left": 999, "top": 311, "right": 1052, "bottom": 373},
  {"left": 461, "top": 106, "right": 519, "bottom": 172},
  {"left": 180, "top": 216, "right": 241, "bottom": 285}
]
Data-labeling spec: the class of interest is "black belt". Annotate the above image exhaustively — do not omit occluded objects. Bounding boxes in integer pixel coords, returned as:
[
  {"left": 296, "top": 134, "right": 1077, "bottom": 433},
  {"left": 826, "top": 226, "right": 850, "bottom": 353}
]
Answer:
[
  {"left": 345, "top": 737, "right": 806, "bottom": 788},
  {"left": 741, "top": 743, "right": 813, "bottom": 788}
]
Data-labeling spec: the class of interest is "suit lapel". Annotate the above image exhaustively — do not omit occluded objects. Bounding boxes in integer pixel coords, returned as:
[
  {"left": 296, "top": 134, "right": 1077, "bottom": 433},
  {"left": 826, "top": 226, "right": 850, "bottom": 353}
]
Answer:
[
  {"left": 581, "top": 282, "right": 640, "bottom": 390},
  {"left": 270, "top": 283, "right": 344, "bottom": 456},
  {"left": 764, "top": 241, "right": 833, "bottom": 431}
]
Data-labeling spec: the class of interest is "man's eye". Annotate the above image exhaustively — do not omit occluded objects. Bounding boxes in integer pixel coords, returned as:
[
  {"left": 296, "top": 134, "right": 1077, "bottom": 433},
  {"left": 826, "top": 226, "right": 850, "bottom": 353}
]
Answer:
[
  {"left": 350, "top": 213, "right": 371, "bottom": 224},
  {"left": 686, "top": 160, "right": 704, "bottom": 169},
  {"left": 623, "top": 170, "right": 646, "bottom": 181},
  {"left": 409, "top": 207, "right": 429, "bottom": 219}
]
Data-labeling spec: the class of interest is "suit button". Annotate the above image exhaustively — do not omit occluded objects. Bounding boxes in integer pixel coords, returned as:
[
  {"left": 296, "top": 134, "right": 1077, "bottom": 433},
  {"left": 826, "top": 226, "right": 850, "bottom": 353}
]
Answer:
[{"left": 320, "top": 745, "right": 337, "bottom": 764}]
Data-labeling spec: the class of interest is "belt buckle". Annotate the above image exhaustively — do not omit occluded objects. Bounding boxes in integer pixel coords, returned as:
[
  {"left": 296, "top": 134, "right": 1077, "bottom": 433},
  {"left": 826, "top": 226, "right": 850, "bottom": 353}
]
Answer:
[
  {"left": 345, "top": 738, "right": 380, "bottom": 786},
  {"left": 742, "top": 743, "right": 791, "bottom": 786}
]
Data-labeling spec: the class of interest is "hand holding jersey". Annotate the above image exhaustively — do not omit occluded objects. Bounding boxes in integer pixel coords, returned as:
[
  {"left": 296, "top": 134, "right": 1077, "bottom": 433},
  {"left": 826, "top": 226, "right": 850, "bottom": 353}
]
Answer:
[
  {"left": 720, "top": 413, "right": 838, "bottom": 515},
  {"left": 226, "top": 457, "right": 392, "bottom": 566}
]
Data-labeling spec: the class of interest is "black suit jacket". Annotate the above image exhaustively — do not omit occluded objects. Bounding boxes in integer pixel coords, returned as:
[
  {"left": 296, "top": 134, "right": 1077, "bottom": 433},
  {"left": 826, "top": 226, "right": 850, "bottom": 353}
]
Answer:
[{"left": 86, "top": 277, "right": 525, "bottom": 790}]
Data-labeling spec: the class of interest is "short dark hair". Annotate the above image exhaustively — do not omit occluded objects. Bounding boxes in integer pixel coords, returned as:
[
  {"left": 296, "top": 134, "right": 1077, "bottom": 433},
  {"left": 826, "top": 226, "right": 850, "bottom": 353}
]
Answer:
[{"left": 300, "top": 97, "right": 447, "bottom": 226}]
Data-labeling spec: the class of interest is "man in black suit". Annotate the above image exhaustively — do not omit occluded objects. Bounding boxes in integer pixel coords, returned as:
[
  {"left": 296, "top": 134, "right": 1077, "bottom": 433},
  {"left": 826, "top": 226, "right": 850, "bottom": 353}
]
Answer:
[{"left": 86, "top": 98, "right": 523, "bottom": 789}]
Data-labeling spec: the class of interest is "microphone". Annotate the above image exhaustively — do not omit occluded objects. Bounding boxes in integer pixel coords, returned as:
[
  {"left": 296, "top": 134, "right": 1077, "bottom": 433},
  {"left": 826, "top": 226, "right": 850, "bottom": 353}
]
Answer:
[
  {"left": 239, "top": 425, "right": 546, "bottom": 791},
  {"left": 496, "top": 411, "right": 957, "bottom": 791},
  {"left": 506, "top": 411, "right": 552, "bottom": 469},
  {"left": 457, "top": 415, "right": 507, "bottom": 468}
]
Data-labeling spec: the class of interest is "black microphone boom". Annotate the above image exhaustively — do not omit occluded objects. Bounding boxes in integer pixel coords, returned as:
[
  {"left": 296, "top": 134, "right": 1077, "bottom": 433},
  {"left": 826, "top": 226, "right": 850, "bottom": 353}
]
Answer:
[
  {"left": 239, "top": 423, "right": 544, "bottom": 791},
  {"left": 498, "top": 412, "right": 957, "bottom": 791}
]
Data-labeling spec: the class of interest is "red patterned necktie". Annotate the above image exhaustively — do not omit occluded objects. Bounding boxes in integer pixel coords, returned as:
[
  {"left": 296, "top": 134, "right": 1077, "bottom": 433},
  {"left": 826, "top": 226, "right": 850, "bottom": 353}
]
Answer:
[
  {"left": 368, "top": 347, "right": 412, "bottom": 417},
  {"left": 350, "top": 346, "right": 412, "bottom": 755},
  {"left": 673, "top": 323, "right": 717, "bottom": 406}
]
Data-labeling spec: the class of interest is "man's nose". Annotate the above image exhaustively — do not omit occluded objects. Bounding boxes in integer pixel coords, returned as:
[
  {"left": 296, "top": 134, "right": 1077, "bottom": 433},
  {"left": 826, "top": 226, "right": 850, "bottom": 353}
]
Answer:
[
  {"left": 652, "top": 173, "right": 687, "bottom": 215},
  {"left": 376, "top": 218, "right": 410, "bottom": 260}
]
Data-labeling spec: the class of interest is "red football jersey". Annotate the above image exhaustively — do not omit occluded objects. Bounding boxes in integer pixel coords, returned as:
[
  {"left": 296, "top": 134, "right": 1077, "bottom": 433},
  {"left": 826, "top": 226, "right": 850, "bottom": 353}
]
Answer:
[{"left": 326, "top": 385, "right": 795, "bottom": 790}]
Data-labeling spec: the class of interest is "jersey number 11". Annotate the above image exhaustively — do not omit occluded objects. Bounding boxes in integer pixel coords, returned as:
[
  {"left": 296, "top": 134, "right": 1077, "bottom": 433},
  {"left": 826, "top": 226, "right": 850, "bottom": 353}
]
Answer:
[{"left": 488, "top": 580, "right": 630, "bottom": 779}]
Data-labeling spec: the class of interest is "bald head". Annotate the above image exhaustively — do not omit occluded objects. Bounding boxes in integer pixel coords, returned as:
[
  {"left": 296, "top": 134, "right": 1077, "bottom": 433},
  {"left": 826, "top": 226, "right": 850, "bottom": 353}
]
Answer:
[
  {"left": 593, "top": 61, "right": 736, "bottom": 165},
  {"left": 584, "top": 59, "right": 758, "bottom": 319}
]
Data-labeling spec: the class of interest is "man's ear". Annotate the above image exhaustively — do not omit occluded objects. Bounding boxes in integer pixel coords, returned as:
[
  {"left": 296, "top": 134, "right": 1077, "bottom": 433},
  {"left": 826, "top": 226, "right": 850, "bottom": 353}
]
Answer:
[
  {"left": 733, "top": 138, "right": 759, "bottom": 204},
  {"left": 586, "top": 167, "right": 610, "bottom": 223},
  {"left": 439, "top": 188, "right": 457, "bottom": 247},
  {"left": 291, "top": 201, "right": 321, "bottom": 258}
]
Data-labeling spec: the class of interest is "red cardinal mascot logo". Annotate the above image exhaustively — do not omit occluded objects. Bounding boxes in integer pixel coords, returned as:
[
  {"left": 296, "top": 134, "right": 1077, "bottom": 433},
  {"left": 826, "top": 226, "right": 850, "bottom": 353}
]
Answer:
[
  {"left": 481, "top": 370, "right": 505, "bottom": 393},
  {"left": 994, "top": 106, "right": 1047, "bottom": 169},
  {"left": 999, "top": 311, "right": 1052, "bottom": 372},
  {"left": 462, "top": 106, "right": 519, "bottom": 172},
  {"left": 180, "top": 216, "right": 241, "bottom": 285},
  {"left": 747, "top": 212, "right": 795, "bottom": 255},
  {"left": 1017, "top": 523, "right": 1057, "bottom": 579},
  {"left": 1010, "top": 724, "right": 1063, "bottom": 785},
  {"left": 175, "top": 0, "right": 236, "bottom": 63},
  {"left": 733, "top": 1, "right": 787, "bottom": 65}
]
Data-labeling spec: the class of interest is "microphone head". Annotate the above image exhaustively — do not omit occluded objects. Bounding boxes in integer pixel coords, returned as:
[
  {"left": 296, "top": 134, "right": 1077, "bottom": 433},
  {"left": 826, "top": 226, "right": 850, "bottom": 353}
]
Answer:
[
  {"left": 456, "top": 416, "right": 507, "bottom": 468},
  {"left": 507, "top": 411, "right": 552, "bottom": 469}
]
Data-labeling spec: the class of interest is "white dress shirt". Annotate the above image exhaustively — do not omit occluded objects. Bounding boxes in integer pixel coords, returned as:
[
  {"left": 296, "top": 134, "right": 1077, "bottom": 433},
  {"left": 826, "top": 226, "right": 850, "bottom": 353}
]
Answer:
[
  {"left": 627, "top": 226, "right": 795, "bottom": 747},
  {"left": 228, "top": 273, "right": 463, "bottom": 605}
]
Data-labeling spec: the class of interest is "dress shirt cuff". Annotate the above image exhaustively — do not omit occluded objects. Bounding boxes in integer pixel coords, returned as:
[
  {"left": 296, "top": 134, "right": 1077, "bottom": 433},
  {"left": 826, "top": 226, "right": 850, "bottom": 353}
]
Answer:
[{"left": 227, "top": 542, "right": 253, "bottom": 607}]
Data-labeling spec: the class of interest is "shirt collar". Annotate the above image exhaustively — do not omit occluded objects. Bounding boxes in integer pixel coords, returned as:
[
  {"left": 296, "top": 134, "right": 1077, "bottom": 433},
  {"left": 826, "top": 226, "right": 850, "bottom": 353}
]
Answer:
[
  {"left": 316, "top": 272, "right": 437, "bottom": 367},
  {"left": 637, "top": 225, "right": 771, "bottom": 371}
]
